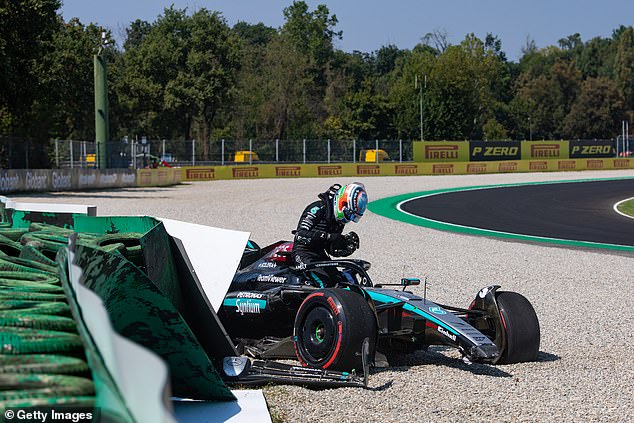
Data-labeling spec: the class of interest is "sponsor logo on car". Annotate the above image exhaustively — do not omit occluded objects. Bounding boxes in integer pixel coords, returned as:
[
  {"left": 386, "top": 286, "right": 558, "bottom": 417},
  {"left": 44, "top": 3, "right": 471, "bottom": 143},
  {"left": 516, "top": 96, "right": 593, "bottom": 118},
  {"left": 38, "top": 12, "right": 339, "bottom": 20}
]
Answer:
[
  {"left": 467, "top": 164, "right": 487, "bottom": 173},
  {"left": 258, "top": 262, "right": 277, "bottom": 269},
  {"left": 236, "top": 299, "right": 263, "bottom": 314},
  {"left": 529, "top": 161, "right": 548, "bottom": 170},
  {"left": 498, "top": 162, "right": 517, "bottom": 172},
  {"left": 438, "top": 326, "right": 457, "bottom": 342},
  {"left": 186, "top": 168, "right": 215, "bottom": 179},
  {"left": 395, "top": 165, "right": 417, "bottom": 175},
  {"left": 425, "top": 145, "right": 459, "bottom": 160},
  {"left": 357, "top": 165, "right": 381, "bottom": 175},
  {"left": 327, "top": 297, "right": 340, "bottom": 315},
  {"left": 429, "top": 306, "right": 446, "bottom": 315},
  {"left": 236, "top": 292, "right": 265, "bottom": 299},
  {"left": 558, "top": 160, "right": 576, "bottom": 170},
  {"left": 530, "top": 144, "right": 560, "bottom": 158},
  {"left": 276, "top": 166, "right": 301, "bottom": 177},
  {"left": 432, "top": 164, "right": 454, "bottom": 174},
  {"left": 232, "top": 167, "right": 259, "bottom": 178},
  {"left": 256, "top": 274, "right": 287, "bottom": 283},
  {"left": 318, "top": 165, "right": 342, "bottom": 176}
]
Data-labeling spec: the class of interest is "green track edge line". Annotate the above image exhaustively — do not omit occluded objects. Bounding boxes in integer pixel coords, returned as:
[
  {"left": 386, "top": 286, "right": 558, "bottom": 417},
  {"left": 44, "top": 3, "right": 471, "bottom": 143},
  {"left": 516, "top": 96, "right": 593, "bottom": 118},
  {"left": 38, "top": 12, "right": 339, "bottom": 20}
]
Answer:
[{"left": 368, "top": 176, "right": 634, "bottom": 253}]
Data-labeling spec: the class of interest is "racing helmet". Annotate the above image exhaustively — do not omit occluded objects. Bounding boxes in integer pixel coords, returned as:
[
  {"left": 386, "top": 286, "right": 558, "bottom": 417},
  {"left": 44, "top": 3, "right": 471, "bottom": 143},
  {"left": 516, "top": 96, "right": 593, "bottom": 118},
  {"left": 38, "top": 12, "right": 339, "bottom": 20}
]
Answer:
[{"left": 333, "top": 183, "right": 368, "bottom": 223}]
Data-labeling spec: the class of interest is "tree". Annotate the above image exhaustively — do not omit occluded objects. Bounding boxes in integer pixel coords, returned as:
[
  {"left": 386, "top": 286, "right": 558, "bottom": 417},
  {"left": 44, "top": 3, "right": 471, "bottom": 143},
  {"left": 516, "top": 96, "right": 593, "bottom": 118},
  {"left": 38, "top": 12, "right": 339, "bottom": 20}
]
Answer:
[
  {"left": 115, "top": 6, "right": 239, "bottom": 157},
  {"left": 613, "top": 26, "right": 634, "bottom": 115},
  {"left": 0, "top": 0, "right": 60, "bottom": 137},
  {"left": 483, "top": 118, "right": 509, "bottom": 140},
  {"left": 233, "top": 21, "right": 276, "bottom": 47},
  {"left": 38, "top": 18, "right": 113, "bottom": 141},
  {"left": 281, "top": 1, "right": 341, "bottom": 70},
  {"left": 511, "top": 59, "right": 581, "bottom": 139},
  {"left": 563, "top": 77, "right": 625, "bottom": 139},
  {"left": 337, "top": 80, "right": 395, "bottom": 140}
]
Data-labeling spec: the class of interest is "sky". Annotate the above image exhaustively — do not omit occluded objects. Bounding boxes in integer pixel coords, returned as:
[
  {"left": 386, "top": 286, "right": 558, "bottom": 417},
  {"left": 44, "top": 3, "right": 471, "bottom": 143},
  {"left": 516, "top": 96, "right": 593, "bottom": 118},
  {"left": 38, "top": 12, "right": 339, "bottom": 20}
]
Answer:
[{"left": 60, "top": 0, "right": 634, "bottom": 62}]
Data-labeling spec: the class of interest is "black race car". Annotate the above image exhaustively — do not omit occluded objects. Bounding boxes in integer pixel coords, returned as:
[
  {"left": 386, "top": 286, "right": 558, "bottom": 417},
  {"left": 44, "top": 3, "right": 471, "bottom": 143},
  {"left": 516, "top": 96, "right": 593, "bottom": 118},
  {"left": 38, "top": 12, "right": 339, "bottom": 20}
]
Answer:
[{"left": 218, "top": 240, "right": 540, "bottom": 377}]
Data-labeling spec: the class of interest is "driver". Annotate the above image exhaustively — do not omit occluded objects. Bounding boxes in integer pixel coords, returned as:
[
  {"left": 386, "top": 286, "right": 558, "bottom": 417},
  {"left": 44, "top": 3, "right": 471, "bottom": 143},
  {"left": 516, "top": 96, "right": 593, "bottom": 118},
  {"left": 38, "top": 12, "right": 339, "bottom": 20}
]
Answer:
[{"left": 292, "top": 182, "right": 368, "bottom": 287}]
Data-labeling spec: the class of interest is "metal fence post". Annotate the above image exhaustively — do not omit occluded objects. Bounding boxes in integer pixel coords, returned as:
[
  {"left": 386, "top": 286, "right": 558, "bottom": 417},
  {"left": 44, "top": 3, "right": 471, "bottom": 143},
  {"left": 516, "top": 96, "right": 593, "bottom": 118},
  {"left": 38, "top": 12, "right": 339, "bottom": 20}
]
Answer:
[
  {"left": 375, "top": 139, "right": 379, "bottom": 163},
  {"left": 399, "top": 139, "right": 402, "bottom": 162},
  {"left": 303, "top": 139, "right": 306, "bottom": 164},
  {"left": 327, "top": 139, "right": 331, "bottom": 164},
  {"left": 55, "top": 140, "right": 59, "bottom": 168},
  {"left": 192, "top": 139, "right": 195, "bottom": 166},
  {"left": 70, "top": 140, "right": 74, "bottom": 168},
  {"left": 249, "top": 139, "right": 253, "bottom": 165},
  {"left": 221, "top": 139, "right": 225, "bottom": 166},
  {"left": 353, "top": 140, "right": 356, "bottom": 163},
  {"left": 276, "top": 139, "right": 279, "bottom": 162},
  {"left": 81, "top": 141, "right": 86, "bottom": 168}
]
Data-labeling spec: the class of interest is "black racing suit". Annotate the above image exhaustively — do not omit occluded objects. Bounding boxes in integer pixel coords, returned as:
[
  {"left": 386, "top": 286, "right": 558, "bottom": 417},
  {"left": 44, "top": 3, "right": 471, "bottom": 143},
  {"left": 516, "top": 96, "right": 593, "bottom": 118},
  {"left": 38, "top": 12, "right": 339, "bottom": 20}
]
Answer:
[{"left": 292, "top": 189, "right": 345, "bottom": 287}]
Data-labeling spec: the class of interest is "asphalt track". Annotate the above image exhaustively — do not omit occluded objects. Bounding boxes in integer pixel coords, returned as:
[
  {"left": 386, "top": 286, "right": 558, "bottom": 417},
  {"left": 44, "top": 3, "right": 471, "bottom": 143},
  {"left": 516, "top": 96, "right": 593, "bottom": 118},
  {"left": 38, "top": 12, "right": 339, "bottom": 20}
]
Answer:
[{"left": 398, "top": 178, "right": 634, "bottom": 249}]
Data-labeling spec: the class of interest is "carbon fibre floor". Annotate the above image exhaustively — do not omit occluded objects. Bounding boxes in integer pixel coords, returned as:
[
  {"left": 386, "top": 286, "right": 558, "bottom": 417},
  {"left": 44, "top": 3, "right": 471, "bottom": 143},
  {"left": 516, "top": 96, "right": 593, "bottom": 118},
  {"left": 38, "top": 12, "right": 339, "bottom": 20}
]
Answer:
[{"left": 400, "top": 178, "right": 634, "bottom": 247}]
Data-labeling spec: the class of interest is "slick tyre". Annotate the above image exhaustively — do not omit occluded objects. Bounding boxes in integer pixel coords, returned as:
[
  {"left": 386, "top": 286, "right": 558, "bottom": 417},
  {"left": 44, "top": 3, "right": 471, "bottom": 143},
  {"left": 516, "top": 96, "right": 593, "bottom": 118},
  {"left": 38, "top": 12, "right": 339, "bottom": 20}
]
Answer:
[
  {"left": 293, "top": 289, "right": 376, "bottom": 372},
  {"left": 495, "top": 291, "right": 540, "bottom": 364}
]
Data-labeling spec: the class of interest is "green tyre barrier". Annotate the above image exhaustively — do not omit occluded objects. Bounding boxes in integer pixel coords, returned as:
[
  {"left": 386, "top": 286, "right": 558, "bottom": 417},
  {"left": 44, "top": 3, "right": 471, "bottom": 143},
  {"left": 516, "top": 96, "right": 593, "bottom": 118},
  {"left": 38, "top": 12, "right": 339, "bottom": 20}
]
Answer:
[
  {"left": 0, "top": 229, "right": 28, "bottom": 242},
  {"left": 0, "top": 301, "right": 71, "bottom": 316},
  {"left": 0, "top": 374, "right": 95, "bottom": 401},
  {"left": 0, "top": 328, "right": 83, "bottom": 354},
  {"left": 94, "top": 233, "right": 144, "bottom": 266},
  {"left": 0, "top": 235, "right": 22, "bottom": 257},
  {"left": 0, "top": 291, "right": 68, "bottom": 301},
  {"left": 0, "top": 271, "right": 61, "bottom": 286},
  {"left": 20, "top": 232, "right": 69, "bottom": 260},
  {"left": 28, "top": 223, "right": 74, "bottom": 235},
  {"left": 0, "top": 256, "right": 58, "bottom": 275},
  {"left": 0, "top": 355, "right": 89, "bottom": 375},
  {"left": 19, "top": 245, "right": 58, "bottom": 268},
  {"left": 0, "top": 314, "right": 78, "bottom": 331}
]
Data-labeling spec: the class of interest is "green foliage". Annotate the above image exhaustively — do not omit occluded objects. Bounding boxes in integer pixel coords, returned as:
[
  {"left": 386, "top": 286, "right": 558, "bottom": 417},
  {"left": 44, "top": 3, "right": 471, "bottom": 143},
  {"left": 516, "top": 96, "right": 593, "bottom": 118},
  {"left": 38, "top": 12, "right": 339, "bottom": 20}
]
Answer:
[
  {"left": 0, "top": 0, "right": 61, "bottom": 136},
  {"left": 1, "top": 0, "right": 633, "bottom": 167},
  {"left": 483, "top": 118, "right": 509, "bottom": 140},
  {"left": 113, "top": 6, "right": 240, "bottom": 154},
  {"left": 562, "top": 77, "right": 625, "bottom": 138}
]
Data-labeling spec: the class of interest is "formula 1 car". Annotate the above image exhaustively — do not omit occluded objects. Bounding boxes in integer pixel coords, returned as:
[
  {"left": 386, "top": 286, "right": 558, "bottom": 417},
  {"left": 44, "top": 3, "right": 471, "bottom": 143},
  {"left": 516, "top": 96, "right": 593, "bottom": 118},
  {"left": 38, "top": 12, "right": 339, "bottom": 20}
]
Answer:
[{"left": 218, "top": 240, "right": 540, "bottom": 375}]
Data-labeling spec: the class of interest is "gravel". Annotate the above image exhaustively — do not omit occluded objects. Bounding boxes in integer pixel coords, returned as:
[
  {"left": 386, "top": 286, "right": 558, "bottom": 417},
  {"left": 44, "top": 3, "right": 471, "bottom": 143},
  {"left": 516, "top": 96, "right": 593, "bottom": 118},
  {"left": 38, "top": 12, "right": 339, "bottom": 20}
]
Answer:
[{"left": 13, "top": 169, "right": 634, "bottom": 422}]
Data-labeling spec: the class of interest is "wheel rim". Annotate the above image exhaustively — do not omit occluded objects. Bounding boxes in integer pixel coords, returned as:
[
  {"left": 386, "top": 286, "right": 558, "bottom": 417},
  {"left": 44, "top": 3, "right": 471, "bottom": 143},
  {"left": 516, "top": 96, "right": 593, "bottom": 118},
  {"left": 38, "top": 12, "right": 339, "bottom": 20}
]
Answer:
[{"left": 299, "top": 305, "right": 336, "bottom": 363}]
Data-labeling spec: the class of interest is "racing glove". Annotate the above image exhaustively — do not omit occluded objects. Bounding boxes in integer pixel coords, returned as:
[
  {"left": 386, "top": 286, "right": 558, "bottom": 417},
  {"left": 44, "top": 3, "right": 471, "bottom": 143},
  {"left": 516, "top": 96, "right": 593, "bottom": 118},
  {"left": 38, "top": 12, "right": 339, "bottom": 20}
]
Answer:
[
  {"left": 344, "top": 231, "right": 360, "bottom": 251},
  {"left": 329, "top": 232, "right": 359, "bottom": 257}
]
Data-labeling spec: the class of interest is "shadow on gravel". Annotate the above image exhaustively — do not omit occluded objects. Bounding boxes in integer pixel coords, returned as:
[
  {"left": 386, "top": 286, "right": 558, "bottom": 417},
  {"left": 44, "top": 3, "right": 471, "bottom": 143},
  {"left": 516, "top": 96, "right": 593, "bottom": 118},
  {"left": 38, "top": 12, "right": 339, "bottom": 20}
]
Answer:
[
  {"left": 370, "top": 347, "right": 512, "bottom": 378},
  {"left": 535, "top": 351, "right": 560, "bottom": 362},
  {"left": 366, "top": 381, "right": 394, "bottom": 392}
]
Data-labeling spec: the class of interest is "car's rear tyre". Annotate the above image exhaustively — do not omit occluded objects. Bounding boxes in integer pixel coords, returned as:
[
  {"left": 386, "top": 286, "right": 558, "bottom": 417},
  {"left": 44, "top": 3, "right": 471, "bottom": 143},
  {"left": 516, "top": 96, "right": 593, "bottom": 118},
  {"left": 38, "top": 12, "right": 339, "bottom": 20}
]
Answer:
[
  {"left": 293, "top": 289, "right": 376, "bottom": 372},
  {"left": 495, "top": 291, "right": 540, "bottom": 364}
]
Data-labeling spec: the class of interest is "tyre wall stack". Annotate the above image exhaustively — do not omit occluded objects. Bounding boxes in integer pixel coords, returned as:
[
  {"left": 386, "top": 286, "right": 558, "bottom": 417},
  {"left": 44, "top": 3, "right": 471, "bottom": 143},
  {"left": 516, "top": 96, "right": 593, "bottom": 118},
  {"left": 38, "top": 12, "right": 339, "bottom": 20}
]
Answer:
[{"left": 0, "top": 198, "right": 236, "bottom": 421}]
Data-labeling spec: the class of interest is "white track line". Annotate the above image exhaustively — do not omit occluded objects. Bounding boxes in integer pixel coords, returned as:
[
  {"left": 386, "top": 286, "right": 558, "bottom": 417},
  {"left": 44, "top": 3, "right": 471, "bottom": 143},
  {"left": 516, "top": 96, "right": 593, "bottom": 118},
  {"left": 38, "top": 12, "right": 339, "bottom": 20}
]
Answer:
[{"left": 613, "top": 197, "right": 634, "bottom": 220}]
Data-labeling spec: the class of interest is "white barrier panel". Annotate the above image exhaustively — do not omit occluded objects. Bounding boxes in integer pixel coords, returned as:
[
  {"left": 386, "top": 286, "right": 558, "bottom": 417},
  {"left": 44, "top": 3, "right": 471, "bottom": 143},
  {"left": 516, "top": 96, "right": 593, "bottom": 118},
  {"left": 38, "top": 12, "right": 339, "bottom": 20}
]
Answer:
[{"left": 159, "top": 218, "right": 250, "bottom": 310}]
